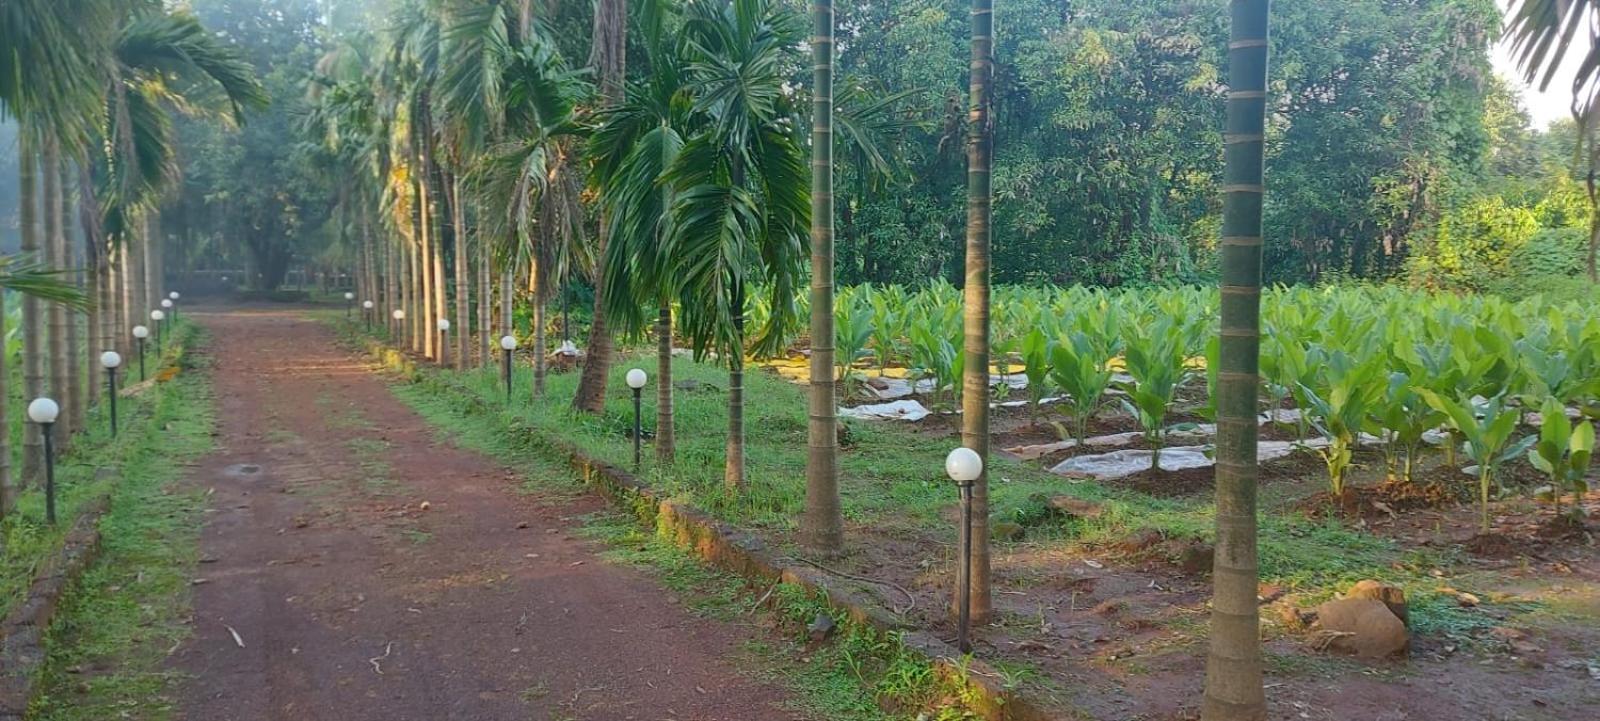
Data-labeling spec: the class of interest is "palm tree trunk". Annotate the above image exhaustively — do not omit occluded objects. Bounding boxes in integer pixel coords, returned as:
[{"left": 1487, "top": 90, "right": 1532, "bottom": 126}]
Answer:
[
  {"left": 478, "top": 236, "right": 491, "bottom": 368},
  {"left": 802, "top": 0, "right": 843, "bottom": 554},
  {"left": 78, "top": 162, "right": 104, "bottom": 410},
  {"left": 0, "top": 290, "right": 12, "bottom": 517},
  {"left": 20, "top": 130, "right": 46, "bottom": 484},
  {"left": 429, "top": 165, "right": 447, "bottom": 362},
  {"left": 452, "top": 176, "right": 469, "bottom": 369},
  {"left": 655, "top": 304, "right": 675, "bottom": 464},
  {"left": 44, "top": 136, "right": 73, "bottom": 439},
  {"left": 958, "top": 0, "right": 995, "bottom": 624},
  {"left": 1201, "top": 3, "right": 1270, "bottom": 720},
  {"left": 501, "top": 261, "right": 514, "bottom": 336},
  {"left": 144, "top": 214, "right": 162, "bottom": 322},
  {"left": 573, "top": 0, "right": 628, "bottom": 414},
  {"left": 63, "top": 163, "right": 85, "bottom": 432},
  {"left": 530, "top": 254, "right": 547, "bottom": 396},
  {"left": 725, "top": 285, "right": 747, "bottom": 489}
]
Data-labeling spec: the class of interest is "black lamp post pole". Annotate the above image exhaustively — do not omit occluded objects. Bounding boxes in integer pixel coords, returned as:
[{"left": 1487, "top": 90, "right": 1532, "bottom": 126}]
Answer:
[
  {"left": 957, "top": 478, "right": 974, "bottom": 654},
  {"left": 632, "top": 386, "right": 643, "bottom": 471},
  {"left": 107, "top": 367, "right": 119, "bottom": 437},
  {"left": 42, "top": 423, "right": 56, "bottom": 525},
  {"left": 137, "top": 338, "right": 147, "bottom": 382},
  {"left": 503, "top": 348, "right": 513, "bottom": 400}
]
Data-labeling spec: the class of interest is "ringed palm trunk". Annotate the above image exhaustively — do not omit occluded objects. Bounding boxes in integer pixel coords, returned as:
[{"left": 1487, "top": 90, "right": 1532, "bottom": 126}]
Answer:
[
  {"left": 45, "top": 136, "right": 72, "bottom": 438},
  {"left": 478, "top": 236, "right": 491, "bottom": 368},
  {"left": 501, "top": 261, "right": 514, "bottom": 337},
  {"left": 431, "top": 171, "right": 448, "bottom": 364},
  {"left": 958, "top": 0, "right": 995, "bottom": 624},
  {"left": 20, "top": 130, "right": 46, "bottom": 485},
  {"left": 0, "top": 290, "right": 10, "bottom": 515},
  {"left": 726, "top": 285, "right": 746, "bottom": 489},
  {"left": 655, "top": 304, "right": 675, "bottom": 465},
  {"left": 451, "top": 175, "right": 468, "bottom": 369},
  {"left": 802, "top": 0, "right": 843, "bottom": 554},
  {"left": 64, "top": 164, "right": 85, "bottom": 431},
  {"left": 1201, "top": 3, "right": 1270, "bottom": 720},
  {"left": 530, "top": 254, "right": 547, "bottom": 396}
]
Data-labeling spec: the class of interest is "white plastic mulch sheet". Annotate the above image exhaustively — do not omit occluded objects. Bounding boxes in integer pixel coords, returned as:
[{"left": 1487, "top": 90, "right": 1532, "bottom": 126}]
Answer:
[
  {"left": 1048, "top": 438, "right": 1329, "bottom": 481},
  {"left": 839, "top": 400, "right": 932, "bottom": 422}
]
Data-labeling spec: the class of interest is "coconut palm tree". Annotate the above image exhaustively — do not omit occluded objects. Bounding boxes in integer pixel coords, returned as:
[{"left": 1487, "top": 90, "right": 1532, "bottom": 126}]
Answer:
[
  {"left": 1201, "top": 2, "right": 1270, "bottom": 720},
  {"left": 667, "top": 0, "right": 808, "bottom": 489},
  {"left": 958, "top": 0, "right": 996, "bottom": 625},
  {"left": 801, "top": 0, "right": 842, "bottom": 553}
]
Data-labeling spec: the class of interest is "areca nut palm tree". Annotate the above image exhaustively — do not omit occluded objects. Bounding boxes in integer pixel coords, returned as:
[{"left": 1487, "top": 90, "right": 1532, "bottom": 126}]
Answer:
[
  {"left": 1202, "top": 2, "right": 1271, "bottom": 720},
  {"left": 802, "top": 0, "right": 844, "bottom": 553}
]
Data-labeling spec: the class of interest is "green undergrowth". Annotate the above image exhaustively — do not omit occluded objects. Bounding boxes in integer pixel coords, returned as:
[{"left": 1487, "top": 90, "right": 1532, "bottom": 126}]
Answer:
[
  {"left": 391, "top": 374, "right": 988, "bottom": 720},
  {"left": 340, "top": 318, "right": 1523, "bottom": 660},
  {"left": 1, "top": 320, "right": 203, "bottom": 620},
  {"left": 345, "top": 318, "right": 1417, "bottom": 582},
  {"left": 21, "top": 324, "right": 217, "bottom": 720}
]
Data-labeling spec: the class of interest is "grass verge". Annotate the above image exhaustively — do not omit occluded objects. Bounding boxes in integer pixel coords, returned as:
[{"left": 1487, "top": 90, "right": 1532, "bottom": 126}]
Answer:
[
  {"left": 22, "top": 324, "right": 217, "bottom": 720},
  {"left": 392, "top": 377, "right": 990, "bottom": 720}
]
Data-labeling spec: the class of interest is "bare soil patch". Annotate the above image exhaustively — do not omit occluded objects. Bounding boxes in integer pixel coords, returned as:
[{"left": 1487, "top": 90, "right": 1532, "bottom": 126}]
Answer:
[{"left": 170, "top": 308, "right": 802, "bottom": 721}]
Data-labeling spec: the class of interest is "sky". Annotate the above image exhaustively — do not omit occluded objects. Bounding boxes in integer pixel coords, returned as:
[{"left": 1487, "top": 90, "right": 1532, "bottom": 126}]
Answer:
[{"left": 1492, "top": 0, "right": 1591, "bottom": 127}]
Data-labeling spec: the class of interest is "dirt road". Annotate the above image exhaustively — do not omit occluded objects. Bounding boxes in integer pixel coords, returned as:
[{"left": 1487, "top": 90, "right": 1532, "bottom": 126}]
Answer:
[{"left": 170, "top": 309, "right": 800, "bottom": 721}]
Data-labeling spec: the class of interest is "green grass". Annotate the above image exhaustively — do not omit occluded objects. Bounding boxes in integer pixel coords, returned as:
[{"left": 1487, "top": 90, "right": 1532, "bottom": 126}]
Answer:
[
  {"left": 380, "top": 331, "right": 1428, "bottom": 594},
  {"left": 390, "top": 371, "right": 988, "bottom": 720},
  {"left": 22, "top": 325, "right": 217, "bottom": 720},
  {"left": 1, "top": 320, "right": 204, "bottom": 621},
  {"left": 341, "top": 317, "right": 1546, "bottom": 712}
]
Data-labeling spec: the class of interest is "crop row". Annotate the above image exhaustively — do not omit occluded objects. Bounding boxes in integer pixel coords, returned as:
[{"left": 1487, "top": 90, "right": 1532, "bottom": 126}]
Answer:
[{"left": 746, "top": 282, "right": 1600, "bottom": 526}]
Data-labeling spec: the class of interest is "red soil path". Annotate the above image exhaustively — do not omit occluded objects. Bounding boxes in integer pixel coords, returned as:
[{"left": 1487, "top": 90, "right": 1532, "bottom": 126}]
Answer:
[{"left": 169, "top": 309, "right": 801, "bottom": 721}]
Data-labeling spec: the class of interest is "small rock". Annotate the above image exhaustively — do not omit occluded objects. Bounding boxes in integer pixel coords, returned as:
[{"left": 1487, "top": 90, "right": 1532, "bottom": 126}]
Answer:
[
  {"left": 1046, "top": 495, "right": 1105, "bottom": 520},
  {"left": 807, "top": 613, "right": 836, "bottom": 642},
  {"left": 1312, "top": 598, "right": 1409, "bottom": 658},
  {"left": 1172, "top": 540, "right": 1213, "bottom": 575},
  {"left": 1114, "top": 528, "right": 1164, "bottom": 554},
  {"left": 990, "top": 521, "right": 1025, "bottom": 542},
  {"left": 516, "top": 521, "right": 530, "bottom": 529},
  {"left": 419, "top": 501, "right": 432, "bottom": 511},
  {"left": 1345, "top": 580, "right": 1408, "bottom": 626}
]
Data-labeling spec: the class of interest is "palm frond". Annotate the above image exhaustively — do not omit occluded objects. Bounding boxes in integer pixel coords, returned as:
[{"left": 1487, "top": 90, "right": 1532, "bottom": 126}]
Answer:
[{"left": 0, "top": 254, "right": 92, "bottom": 311}]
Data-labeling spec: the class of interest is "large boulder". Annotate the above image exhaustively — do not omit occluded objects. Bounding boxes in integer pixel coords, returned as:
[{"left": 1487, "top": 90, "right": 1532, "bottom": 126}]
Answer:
[
  {"left": 1312, "top": 598, "right": 1409, "bottom": 659},
  {"left": 1345, "top": 580, "right": 1408, "bottom": 626}
]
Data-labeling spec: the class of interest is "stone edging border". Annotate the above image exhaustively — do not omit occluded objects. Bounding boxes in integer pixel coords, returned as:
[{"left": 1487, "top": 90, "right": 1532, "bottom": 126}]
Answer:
[
  {"left": 354, "top": 335, "right": 1062, "bottom": 721},
  {"left": 0, "top": 496, "right": 109, "bottom": 721}
]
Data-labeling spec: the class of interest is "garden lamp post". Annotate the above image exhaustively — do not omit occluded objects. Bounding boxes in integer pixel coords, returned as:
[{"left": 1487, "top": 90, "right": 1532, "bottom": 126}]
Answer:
[
  {"left": 101, "top": 351, "right": 122, "bottom": 437},
  {"left": 437, "top": 318, "right": 450, "bottom": 366},
  {"left": 499, "top": 335, "right": 518, "bottom": 400},
  {"left": 362, "top": 300, "right": 374, "bottom": 332},
  {"left": 169, "top": 291, "right": 180, "bottom": 322},
  {"left": 946, "top": 446, "right": 983, "bottom": 654},
  {"left": 627, "top": 368, "right": 648, "bottom": 471},
  {"left": 29, "top": 398, "right": 59, "bottom": 524},
  {"left": 344, "top": 291, "right": 355, "bottom": 319},
  {"left": 151, "top": 310, "right": 166, "bottom": 353},
  {"left": 392, "top": 308, "right": 405, "bottom": 337},
  {"left": 132, "top": 325, "right": 149, "bottom": 381},
  {"left": 161, "top": 297, "right": 175, "bottom": 329}
]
